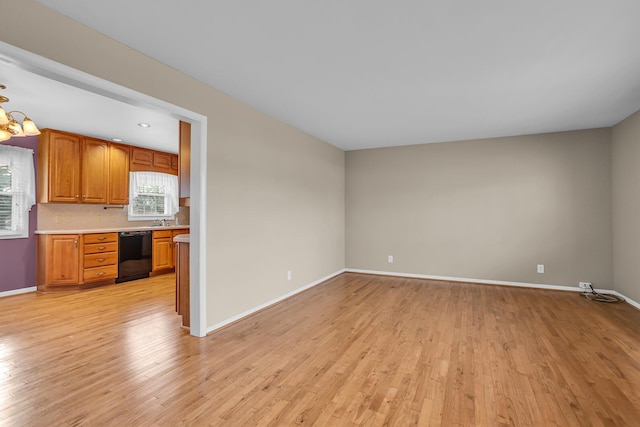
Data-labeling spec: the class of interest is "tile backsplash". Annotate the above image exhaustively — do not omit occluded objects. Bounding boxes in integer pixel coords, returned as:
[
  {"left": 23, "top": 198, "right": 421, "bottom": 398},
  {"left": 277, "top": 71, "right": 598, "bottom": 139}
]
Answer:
[{"left": 37, "top": 204, "right": 190, "bottom": 230}]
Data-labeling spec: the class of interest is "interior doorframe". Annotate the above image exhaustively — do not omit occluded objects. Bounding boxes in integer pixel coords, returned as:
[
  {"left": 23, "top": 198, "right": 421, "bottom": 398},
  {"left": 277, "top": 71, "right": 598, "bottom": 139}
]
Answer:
[{"left": 0, "top": 41, "right": 208, "bottom": 337}]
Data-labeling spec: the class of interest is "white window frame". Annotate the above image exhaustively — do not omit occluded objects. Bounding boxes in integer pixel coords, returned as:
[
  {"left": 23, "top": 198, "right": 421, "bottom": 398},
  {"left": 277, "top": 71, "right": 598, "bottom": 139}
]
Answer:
[
  {"left": 0, "top": 145, "right": 35, "bottom": 240},
  {"left": 127, "top": 171, "right": 179, "bottom": 221}
]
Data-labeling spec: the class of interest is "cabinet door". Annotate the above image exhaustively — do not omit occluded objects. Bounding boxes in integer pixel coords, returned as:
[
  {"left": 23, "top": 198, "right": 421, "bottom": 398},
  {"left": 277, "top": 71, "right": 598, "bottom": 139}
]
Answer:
[
  {"left": 152, "top": 237, "right": 174, "bottom": 271},
  {"left": 108, "top": 143, "right": 130, "bottom": 204},
  {"left": 46, "top": 235, "right": 80, "bottom": 285},
  {"left": 130, "top": 147, "right": 154, "bottom": 169},
  {"left": 46, "top": 131, "right": 82, "bottom": 203},
  {"left": 82, "top": 138, "right": 109, "bottom": 204},
  {"left": 153, "top": 152, "right": 173, "bottom": 171}
]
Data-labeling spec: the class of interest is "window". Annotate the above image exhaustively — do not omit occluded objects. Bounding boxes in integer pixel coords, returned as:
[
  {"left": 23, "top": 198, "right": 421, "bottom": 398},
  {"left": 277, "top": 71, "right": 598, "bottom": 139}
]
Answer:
[
  {"left": 0, "top": 145, "right": 35, "bottom": 239},
  {"left": 128, "top": 171, "right": 178, "bottom": 220}
]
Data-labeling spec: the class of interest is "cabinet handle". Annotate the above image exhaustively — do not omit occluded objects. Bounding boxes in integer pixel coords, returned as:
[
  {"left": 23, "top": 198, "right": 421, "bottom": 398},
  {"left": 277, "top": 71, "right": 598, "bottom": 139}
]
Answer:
[
  {"left": 96, "top": 271, "right": 105, "bottom": 276},
  {"left": 97, "top": 258, "right": 106, "bottom": 262},
  {"left": 76, "top": 195, "right": 79, "bottom": 199},
  {"left": 74, "top": 240, "right": 78, "bottom": 248},
  {"left": 83, "top": 195, "right": 87, "bottom": 199},
  {"left": 98, "top": 246, "right": 106, "bottom": 250},
  {"left": 98, "top": 237, "right": 106, "bottom": 241}
]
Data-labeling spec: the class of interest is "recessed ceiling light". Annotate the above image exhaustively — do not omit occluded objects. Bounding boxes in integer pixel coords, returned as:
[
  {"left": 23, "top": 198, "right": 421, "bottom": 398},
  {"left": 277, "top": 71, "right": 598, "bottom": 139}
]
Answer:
[
  {"left": 138, "top": 123, "right": 150, "bottom": 128},
  {"left": 112, "top": 138, "right": 123, "bottom": 142}
]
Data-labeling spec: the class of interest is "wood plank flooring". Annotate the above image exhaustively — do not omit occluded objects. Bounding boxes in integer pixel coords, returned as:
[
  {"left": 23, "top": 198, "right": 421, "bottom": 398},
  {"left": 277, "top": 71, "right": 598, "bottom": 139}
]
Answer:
[{"left": 1, "top": 272, "right": 640, "bottom": 426}]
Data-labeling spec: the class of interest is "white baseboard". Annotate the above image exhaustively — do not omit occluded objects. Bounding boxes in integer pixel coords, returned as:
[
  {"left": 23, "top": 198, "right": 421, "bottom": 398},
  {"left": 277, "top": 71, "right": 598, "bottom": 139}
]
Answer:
[
  {"left": 607, "top": 290, "right": 640, "bottom": 310},
  {"left": 345, "top": 268, "right": 640, "bottom": 310},
  {"left": 206, "top": 269, "right": 346, "bottom": 334},
  {"left": 0, "top": 286, "right": 36, "bottom": 298}
]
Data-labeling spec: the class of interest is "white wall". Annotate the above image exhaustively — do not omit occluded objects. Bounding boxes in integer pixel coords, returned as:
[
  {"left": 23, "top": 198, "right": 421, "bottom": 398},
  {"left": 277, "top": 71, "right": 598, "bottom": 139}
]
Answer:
[
  {"left": 1, "top": 0, "right": 345, "bottom": 328},
  {"left": 612, "top": 109, "right": 640, "bottom": 302}
]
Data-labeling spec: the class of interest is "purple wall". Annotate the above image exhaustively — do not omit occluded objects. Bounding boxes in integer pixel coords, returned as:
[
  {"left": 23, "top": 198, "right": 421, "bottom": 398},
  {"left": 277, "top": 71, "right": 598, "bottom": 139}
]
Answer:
[{"left": 0, "top": 136, "right": 38, "bottom": 293}]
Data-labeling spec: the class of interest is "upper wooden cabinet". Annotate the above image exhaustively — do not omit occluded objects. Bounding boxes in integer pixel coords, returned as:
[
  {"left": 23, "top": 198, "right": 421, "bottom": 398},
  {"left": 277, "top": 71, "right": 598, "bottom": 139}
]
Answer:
[
  {"left": 81, "top": 137, "right": 109, "bottom": 204},
  {"left": 38, "top": 130, "right": 82, "bottom": 203},
  {"left": 38, "top": 129, "right": 137, "bottom": 204},
  {"left": 130, "top": 147, "right": 153, "bottom": 168},
  {"left": 130, "top": 147, "right": 178, "bottom": 176},
  {"left": 108, "top": 143, "right": 130, "bottom": 205},
  {"left": 153, "top": 151, "right": 173, "bottom": 171}
]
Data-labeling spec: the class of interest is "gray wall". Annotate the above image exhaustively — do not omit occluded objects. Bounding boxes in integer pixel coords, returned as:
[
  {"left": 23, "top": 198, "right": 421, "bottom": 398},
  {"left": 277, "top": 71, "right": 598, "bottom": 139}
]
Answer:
[
  {"left": 346, "top": 129, "right": 613, "bottom": 287},
  {"left": 1, "top": 0, "right": 345, "bottom": 326},
  {"left": 612, "top": 109, "right": 640, "bottom": 302}
]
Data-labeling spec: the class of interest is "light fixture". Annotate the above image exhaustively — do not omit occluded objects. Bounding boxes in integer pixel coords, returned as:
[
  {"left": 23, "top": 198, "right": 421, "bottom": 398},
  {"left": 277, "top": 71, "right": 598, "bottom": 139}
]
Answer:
[
  {"left": 0, "top": 83, "right": 41, "bottom": 142},
  {"left": 137, "top": 122, "right": 150, "bottom": 128},
  {"left": 112, "top": 138, "right": 123, "bottom": 142}
]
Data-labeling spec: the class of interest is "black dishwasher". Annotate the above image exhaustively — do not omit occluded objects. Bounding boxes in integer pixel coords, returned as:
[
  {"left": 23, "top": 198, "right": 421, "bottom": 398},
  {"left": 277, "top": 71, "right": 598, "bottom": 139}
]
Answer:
[{"left": 116, "top": 230, "right": 152, "bottom": 283}]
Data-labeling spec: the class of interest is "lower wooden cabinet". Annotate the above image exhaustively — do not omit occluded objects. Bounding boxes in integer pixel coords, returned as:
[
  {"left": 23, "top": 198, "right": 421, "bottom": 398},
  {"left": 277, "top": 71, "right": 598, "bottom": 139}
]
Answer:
[
  {"left": 152, "top": 229, "right": 189, "bottom": 272},
  {"left": 38, "top": 228, "right": 188, "bottom": 290},
  {"left": 37, "top": 234, "right": 81, "bottom": 287},
  {"left": 37, "top": 232, "right": 119, "bottom": 290},
  {"left": 152, "top": 230, "right": 174, "bottom": 271},
  {"left": 83, "top": 233, "right": 118, "bottom": 283}
]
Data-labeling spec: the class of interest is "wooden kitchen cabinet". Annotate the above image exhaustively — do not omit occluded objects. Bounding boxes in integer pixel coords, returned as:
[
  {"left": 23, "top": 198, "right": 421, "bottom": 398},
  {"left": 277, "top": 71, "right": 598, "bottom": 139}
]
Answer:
[
  {"left": 83, "top": 233, "right": 119, "bottom": 283},
  {"left": 171, "top": 153, "right": 179, "bottom": 174},
  {"left": 152, "top": 230, "right": 174, "bottom": 271},
  {"left": 108, "top": 143, "right": 130, "bottom": 204},
  {"left": 130, "top": 147, "right": 154, "bottom": 168},
  {"left": 130, "top": 147, "right": 179, "bottom": 176},
  {"left": 39, "top": 129, "right": 130, "bottom": 205},
  {"left": 81, "top": 138, "right": 109, "bottom": 204},
  {"left": 152, "top": 229, "right": 189, "bottom": 272},
  {"left": 38, "top": 129, "right": 82, "bottom": 203},
  {"left": 152, "top": 151, "right": 173, "bottom": 171},
  {"left": 37, "top": 234, "right": 81, "bottom": 289},
  {"left": 37, "top": 233, "right": 120, "bottom": 290}
]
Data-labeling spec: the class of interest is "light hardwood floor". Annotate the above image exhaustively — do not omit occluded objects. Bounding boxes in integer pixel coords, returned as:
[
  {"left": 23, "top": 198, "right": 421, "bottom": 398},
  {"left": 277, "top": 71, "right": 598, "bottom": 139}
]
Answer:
[{"left": 1, "top": 273, "right": 640, "bottom": 426}]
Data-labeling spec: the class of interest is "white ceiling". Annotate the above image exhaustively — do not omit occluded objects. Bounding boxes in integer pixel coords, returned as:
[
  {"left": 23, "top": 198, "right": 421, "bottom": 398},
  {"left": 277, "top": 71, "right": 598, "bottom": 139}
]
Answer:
[
  {"left": 27, "top": 1, "right": 640, "bottom": 150},
  {"left": 0, "top": 56, "right": 179, "bottom": 153}
]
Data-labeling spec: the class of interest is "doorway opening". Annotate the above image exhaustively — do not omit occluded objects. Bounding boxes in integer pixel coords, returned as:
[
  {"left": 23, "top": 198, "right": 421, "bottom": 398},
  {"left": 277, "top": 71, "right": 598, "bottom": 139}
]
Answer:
[{"left": 0, "top": 41, "right": 208, "bottom": 337}]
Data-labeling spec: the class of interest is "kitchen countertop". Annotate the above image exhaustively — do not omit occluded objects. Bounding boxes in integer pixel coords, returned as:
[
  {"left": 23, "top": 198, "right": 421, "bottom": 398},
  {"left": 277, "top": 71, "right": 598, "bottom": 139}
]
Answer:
[
  {"left": 173, "top": 234, "right": 190, "bottom": 243},
  {"left": 35, "top": 225, "right": 190, "bottom": 235}
]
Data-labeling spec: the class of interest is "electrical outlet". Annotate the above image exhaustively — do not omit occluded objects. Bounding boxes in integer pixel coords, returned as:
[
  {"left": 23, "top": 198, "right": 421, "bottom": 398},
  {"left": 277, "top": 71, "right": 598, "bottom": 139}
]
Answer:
[
  {"left": 579, "top": 282, "right": 592, "bottom": 290},
  {"left": 388, "top": 255, "right": 394, "bottom": 263},
  {"left": 287, "top": 270, "right": 292, "bottom": 281},
  {"left": 537, "top": 264, "right": 544, "bottom": 274}
]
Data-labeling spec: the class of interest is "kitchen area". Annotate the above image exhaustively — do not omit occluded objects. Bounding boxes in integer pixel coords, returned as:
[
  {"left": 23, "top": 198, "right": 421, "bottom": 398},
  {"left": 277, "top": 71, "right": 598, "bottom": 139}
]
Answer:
[
  {"left": 0, "top": 53, "right": 197, "bottom": 331},
  {"left": 33, "top": 123, "right": 192, "bottom": 327}
]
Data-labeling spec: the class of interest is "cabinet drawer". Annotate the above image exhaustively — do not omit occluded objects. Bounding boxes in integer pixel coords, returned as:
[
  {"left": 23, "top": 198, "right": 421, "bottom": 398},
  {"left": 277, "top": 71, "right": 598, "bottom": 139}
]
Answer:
[
  {"left": 83, "top": 265, "right": 118, "bottom": 282},
  {"left": 153, "top": 230, "right": 172, "bottom": 239},
  {"left": 84, "top": 252, "right": 118, "bottom": 268},
  {"left": 84, "top": 241, "right": 118, "bottom": 255},
  {"left": 84, "top": 233, "right": 118, "bottom": 244}
]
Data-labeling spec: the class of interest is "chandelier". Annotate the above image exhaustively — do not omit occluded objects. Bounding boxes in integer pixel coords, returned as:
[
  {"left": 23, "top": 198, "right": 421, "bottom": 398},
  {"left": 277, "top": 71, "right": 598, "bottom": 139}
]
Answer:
[{"left": 0, "top": 83, "right": 41, "bottom": 142}]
